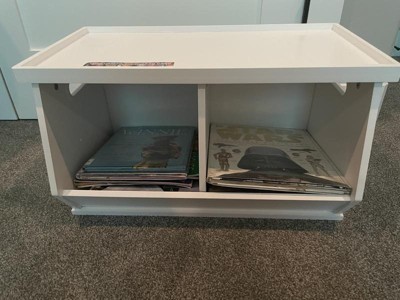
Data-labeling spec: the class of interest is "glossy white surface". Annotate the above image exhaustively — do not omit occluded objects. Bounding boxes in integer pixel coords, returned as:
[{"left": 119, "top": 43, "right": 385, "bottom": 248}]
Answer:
[
  {"left": 14, "top": 24, "right": 400, "bottom": 84},
  {"left": 20, "top": 25, "right": 382, "bottom": 68},
  {"left": 35, "top": 31, "right": 378, "bottom": 68}
]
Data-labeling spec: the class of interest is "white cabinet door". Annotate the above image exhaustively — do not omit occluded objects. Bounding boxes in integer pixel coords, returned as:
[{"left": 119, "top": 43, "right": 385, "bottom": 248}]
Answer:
[
  {"left": 0, "top": 0, "right": 37, "bottom": 119},
  {"left": 261, "top": 0, "right": 344, "bottom": 24},
  {"left": 341, "top": 0, "right": 400, "bottom": 55},
  {"left": 308, "top": 0, "right": 344, "bottom": 23},
  {"left": 261, "top": 0, "right": 305, "bottom": 23}
]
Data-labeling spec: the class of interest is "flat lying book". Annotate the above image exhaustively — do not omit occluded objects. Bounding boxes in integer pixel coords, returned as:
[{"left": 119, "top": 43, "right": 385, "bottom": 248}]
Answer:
[
  {"left": 83, "top": 126, "right": 196, "bottom": 174},
  {"left": 207, "top": 124, "right": 351, "bottom": 195},
  {"left": 75, "top": 169, "right": 187, "bottom": 181},
  {"left": 75, "top": 126, "right": 197, "bottom": 190},
  {"left": 75, "top": 179, "right": 193, "bottom": 189}
]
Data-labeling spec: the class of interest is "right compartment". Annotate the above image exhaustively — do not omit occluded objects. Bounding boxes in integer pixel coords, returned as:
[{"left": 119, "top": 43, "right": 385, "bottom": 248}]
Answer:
[{"left": 200, "top": 82, "right": 380, "bottom": 202}]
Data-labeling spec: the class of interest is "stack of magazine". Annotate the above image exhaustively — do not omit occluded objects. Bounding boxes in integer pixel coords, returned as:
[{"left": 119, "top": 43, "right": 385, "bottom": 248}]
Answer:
[
  {"left": 207, "top": 124, "right": 351, "bottom": 195},
  {"left": 75, "top": 126, "right": 198, "bottom": 191}
]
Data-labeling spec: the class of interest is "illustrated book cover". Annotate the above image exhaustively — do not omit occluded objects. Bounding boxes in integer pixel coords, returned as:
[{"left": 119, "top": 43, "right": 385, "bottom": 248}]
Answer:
[
  {"left": 82, "top": 126, "right": 196, "bottom": 174},
  {"left": 207, "top": 124, "right": 351, "bottom": 194}
]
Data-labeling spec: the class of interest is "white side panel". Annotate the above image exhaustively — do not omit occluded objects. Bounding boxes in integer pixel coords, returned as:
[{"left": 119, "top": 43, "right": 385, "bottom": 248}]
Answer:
[
  {"left": 104, "top": 85, "right": 198, "bottom": 130},
  {"left": 16, "top": 0, "right": 262, "bottom": 49},
  {"left": 308, "top": 0, "right": 344, "bottom": 23},
  {"left": 208, "top": 84, "right": 314, "bottom": 129},
  {"left": 197, "top": 85, "right": 209, "bottom": 192},
  {"left": 307, "top": 83, "right": 381, "bottom": 201},
  {"left": 261, "top": 0, "right": 304, "bottom": 24},
  {"left": 0, "top": 0, "right": 36, "bottom": 119},
  {"left": 0, "top": 70, "right": 17, "bottom": 120},
  {"left": 352, "top": 83, "right": 388, "bottom": 200},
  {"left": 37, "top": 84, "right": 113, "bottom": 193}
]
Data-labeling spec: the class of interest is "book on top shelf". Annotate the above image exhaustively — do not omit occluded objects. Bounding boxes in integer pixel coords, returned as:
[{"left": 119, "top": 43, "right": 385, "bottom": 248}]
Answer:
[{"left": 207, "top": 124, "right": 351, "bottom": 195}]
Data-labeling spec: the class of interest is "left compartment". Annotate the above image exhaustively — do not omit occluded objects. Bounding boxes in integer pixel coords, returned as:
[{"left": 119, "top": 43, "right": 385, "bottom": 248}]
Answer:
[{"left": 35, "top": 83, "right": 199, "bottom": 198}]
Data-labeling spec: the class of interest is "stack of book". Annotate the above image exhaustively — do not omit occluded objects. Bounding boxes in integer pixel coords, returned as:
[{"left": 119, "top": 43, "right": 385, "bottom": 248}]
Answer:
[
  {"left": 75, "top": 126, "right": 198, "bottom": 191},
  {"left": 207, "top": 124, "right": 351, "bottom": 195}
]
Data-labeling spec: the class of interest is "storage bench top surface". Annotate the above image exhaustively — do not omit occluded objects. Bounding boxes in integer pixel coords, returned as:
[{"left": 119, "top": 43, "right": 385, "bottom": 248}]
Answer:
[{"left": 13, "top": 24, "right": 400, "bottom": 84}]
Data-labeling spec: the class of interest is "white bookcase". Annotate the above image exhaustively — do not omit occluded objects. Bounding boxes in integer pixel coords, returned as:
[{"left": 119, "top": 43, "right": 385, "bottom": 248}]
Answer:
[{"left": 14, "top": 24, "right": 400, "bottom": 220}]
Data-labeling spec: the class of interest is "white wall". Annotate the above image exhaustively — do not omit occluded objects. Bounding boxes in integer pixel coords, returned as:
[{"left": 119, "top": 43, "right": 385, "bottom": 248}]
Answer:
[
  {"left": 393, "top": 31, "right": 400, "bottom": 56},
  {"left": 16, "top": 0, "right": 263, "bottom": 50},
  {"left": 307, "top": 0, "right": 344, "bottom": 23},
  {"left": 0, "top": 71, "right": 17, "bottom": 120},
  {"left": 261, "top": 0, "right": 305, "bottom": 24},
  {"left": 0, "top": 0, "right": 37, "bottom": 119},
  {"left": 341, "top": 0, "right": 400, "bottom": 55}
]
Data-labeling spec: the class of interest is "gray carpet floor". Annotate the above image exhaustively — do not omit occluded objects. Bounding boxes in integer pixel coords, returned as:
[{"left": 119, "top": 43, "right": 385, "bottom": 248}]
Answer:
[{"left": 1, "top": 83, "right": 400, "bottom": 299}]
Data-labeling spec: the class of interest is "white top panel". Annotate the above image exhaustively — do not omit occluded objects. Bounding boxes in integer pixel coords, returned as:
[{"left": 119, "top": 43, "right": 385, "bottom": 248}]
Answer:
[{"left": 13, "top": 24, "right": 400, "bottom": 83}]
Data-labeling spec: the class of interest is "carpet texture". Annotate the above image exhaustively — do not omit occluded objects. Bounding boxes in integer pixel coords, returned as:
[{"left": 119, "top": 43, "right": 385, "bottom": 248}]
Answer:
[{"left": 0, "top": 83, "right": 399, "bottom": 299}]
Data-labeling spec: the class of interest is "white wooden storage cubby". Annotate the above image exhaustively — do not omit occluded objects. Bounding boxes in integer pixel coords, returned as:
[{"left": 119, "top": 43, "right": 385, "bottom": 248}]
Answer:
[{"left": 13, "top": 24, "right": 400, "bottom": 220}]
